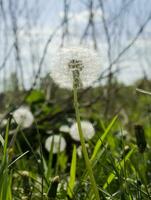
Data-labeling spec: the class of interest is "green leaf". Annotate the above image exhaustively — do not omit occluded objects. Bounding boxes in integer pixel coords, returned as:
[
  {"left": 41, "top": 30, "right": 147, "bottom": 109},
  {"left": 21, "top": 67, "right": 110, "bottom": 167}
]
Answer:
[
  {"left": 67, "top": 145, "right": 77, "bottom": 198},
  {"left": 26, "top": 90, "right": 45, "bottom": 104},
  {"left": 0, "top": 117, "right": 12, "bottom": 199},
  {"left": 91, "top": 115, "right": 118, "bottom": 162}
]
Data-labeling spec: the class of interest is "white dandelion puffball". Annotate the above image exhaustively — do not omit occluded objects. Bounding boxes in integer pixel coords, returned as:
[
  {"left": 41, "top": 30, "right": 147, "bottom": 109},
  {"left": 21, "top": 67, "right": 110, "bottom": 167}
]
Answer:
[
  {"left": 70, "top": 120, "right": 95, "bottom": 141},
  {"left": 77, "top": 143, "right": 89, "bottom": 158},
  {"left": 59, "top": 125, "right": 70, "bottom": 133},
  {"left": 50, "top": 46, "right": 101, "bottom": 89},
  {"left": 45, "top": 135, "right": 66, "bottom": 153},
  {"left": 13, "top": 106, "right": 34, "bottom": 128}
]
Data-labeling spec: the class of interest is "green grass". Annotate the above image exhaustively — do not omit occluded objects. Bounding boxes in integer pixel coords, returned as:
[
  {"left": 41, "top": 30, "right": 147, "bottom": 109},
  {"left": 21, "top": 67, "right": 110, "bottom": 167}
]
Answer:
[{"left": 0, "top": 83, "right": 151, "bottom": 200}]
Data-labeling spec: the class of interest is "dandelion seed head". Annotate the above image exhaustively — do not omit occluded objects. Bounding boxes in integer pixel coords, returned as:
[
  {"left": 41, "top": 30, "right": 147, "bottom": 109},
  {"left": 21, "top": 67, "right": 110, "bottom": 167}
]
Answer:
[
  {"left": 70, "top": 120, "right": 95, "bottom": 141},
  {"left": 13, "top": 106, "right": 34, "bottom": 128},
  {"left": 77, "top": 143, "right": 89, "bottom": 158},
  {"left": 0, "top": 119, "right": 7, "bottom": 127},
  {"left": 50, "top": 46, "right": 101, "bottom": 89},
  {"left": 45, "top": 135, "right": 66, "bottom": 153},
  {"left": 59, "top": 125, "right": 70, "bottom": 133}
]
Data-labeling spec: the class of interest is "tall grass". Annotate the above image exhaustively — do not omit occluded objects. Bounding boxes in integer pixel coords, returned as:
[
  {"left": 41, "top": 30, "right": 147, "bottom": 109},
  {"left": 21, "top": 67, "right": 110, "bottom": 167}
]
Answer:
[{"left": 0, "top": 94, "right": 151, "bottom": 199}]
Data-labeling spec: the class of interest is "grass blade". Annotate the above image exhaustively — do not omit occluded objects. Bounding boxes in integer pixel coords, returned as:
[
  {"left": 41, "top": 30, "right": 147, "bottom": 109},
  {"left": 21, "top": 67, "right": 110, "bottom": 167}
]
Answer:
[
  {"left": 136, "top": 88, "right": 151, "bottom": 95},
  {"left": 103, "top": 147, "right": 136, "bottom": 189},
  {"left": 91, "top": 115, "right": 118, "bottom": 162},
  {"left": 67, "top": 145, "right": 77, "bottom": 198}
]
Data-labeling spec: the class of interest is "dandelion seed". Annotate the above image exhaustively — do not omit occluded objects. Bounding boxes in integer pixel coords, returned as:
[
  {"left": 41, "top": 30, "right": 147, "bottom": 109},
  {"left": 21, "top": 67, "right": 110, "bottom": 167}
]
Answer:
[
  {"left": 50, "top": 46, "right": 101, "bottom": 89},
  {"left": 70, "top": 120, "right": 95, "bottom": 141},
  {"left": 13, "top": 106, "right": 34, "bottom": 128},
  {"left": 45, "top": 135, "right": 66, "bottom": 154}
]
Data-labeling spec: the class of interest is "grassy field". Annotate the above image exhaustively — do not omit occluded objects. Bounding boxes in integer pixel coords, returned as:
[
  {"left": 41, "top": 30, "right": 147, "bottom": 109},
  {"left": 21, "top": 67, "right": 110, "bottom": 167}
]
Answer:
[{"left": 0, "top": 79, "right": 151, "bottom": 200}]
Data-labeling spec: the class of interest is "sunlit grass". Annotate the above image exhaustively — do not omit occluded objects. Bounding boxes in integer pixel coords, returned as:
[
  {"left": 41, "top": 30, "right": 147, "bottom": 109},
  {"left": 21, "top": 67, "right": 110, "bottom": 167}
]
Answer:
[{"left": 0, "top": 86, "right": 151, "bottom": 199}]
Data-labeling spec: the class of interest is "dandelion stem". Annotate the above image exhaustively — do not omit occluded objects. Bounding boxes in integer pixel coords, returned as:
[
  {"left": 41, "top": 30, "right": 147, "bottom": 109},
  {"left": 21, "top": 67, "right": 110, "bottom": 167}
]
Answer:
[{"left": 73, "top": 85, "right": 100, "bottom": 200}]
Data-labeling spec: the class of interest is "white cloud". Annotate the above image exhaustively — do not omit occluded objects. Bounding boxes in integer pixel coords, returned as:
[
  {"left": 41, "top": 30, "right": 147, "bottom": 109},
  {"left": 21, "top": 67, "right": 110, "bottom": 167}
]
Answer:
[
  {"left": 59, "top": 9, "right": 102, "bottom": 24},
  {"left": 74, "top": 9, "right": 102, "bottom": 23}
]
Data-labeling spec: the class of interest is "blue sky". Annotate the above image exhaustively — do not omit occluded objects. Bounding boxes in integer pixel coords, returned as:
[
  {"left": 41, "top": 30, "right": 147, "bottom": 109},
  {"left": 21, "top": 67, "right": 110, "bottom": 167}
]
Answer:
[{"left": 0, "top": 0, "right": 151, "bottom": 90}]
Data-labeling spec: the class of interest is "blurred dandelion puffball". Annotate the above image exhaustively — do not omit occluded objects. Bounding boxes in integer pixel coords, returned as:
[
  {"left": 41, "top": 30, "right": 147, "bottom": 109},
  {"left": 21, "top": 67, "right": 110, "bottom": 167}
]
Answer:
[
  {"left": 50, "top": 47, "right": 101, "bottom": 89},
  {"left": 77, "top": 143, "right": 89, "bottom": 158},
  {"left": 70, "top": 121, "right": 95, "bottom": 141},
  {"left": 13, "top": 106, "right": 34, "bottom": 128},
  {"left": 45, "top": 135, "right": 66, "bottom": 154},
  {"left": 59, "top": 125, "right": 70, "bottom": 133}
]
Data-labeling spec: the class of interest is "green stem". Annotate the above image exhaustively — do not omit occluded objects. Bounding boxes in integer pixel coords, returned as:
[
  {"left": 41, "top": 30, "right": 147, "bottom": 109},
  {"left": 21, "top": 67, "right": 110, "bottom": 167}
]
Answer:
[{"left": 73, "top": 85, "right": 100, "bottom": 200}]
